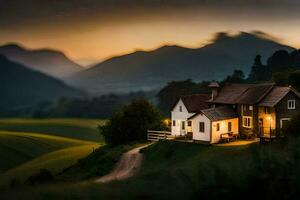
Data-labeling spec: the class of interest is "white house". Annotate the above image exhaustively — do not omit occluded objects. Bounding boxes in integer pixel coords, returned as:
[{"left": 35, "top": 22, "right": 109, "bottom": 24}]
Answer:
[
  {"left": 188, "top": 106, "right": 238, "bottom": 144},
  {"left": 171, "top": 94, "right": 210, "bottom": 136}
]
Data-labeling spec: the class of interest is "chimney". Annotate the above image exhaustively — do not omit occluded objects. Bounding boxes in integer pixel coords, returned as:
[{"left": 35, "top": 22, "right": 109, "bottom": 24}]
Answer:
[{"left": 209, "top": 81, "right": 220, "bottom": 101}]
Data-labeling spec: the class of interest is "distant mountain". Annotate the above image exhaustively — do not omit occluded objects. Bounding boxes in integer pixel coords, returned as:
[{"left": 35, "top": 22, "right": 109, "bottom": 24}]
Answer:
[
  {"left": 0, "top": 44, "right": 83, "bottom": 78},
  {"left": 0, "top": 55, "right": 84, "bottom": 113},
  {"left": 67, "top": 31, "right": 294, "bottom": 95}
]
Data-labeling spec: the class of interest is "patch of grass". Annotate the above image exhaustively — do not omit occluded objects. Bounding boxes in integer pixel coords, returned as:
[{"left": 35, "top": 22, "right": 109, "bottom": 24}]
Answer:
[
  {"left": 0, "top": 144, "right": 100, "bottom": 187},
  {"left": 57, "top": 143, "right": 142, "bottom": 181},
  {"left": 0, "top": 118, "right": 105, "bottom": 142},
  {"left": 0, "top": 131, "right": 97, "bottom": 173}
]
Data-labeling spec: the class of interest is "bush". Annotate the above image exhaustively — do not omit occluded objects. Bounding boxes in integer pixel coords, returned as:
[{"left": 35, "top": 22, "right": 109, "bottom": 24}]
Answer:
[
  {"left": 25, "top": 169, "right": 54, "bottom": 185},
  {"left": 100, "top": 98, "right": 163, "bottom": 146}
]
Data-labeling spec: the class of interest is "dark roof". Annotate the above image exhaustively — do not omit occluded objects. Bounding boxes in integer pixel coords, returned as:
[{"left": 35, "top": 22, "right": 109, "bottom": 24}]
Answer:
[
  {"left": 235, "top": 84, "right": 274, "bottom": 104},
  {"left": 211, "top": 83, "right": 274, "bottom": 104},
  {"left": 172, "top": 94, "right": 210, "bottom": 113},
  {"left": 189, "top": 106, "right": 237, "bottom": 121},
  {"left": 258, "top": 86, "right": 300, "bottom": 107}
]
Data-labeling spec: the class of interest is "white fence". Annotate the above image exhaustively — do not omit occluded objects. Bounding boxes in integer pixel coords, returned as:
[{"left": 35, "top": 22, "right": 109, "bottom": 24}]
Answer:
[{"left": 147, "top": 130, "right": 174, "bottom": 141}]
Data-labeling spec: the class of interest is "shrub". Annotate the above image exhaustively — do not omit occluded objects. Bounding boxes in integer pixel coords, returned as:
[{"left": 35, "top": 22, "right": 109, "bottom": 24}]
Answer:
[
  {"left": 25, "top": 169, "right": 54, "bottom": 185},
  {"left": 100, "top": 98, "right": 163, "bottom": 146}
]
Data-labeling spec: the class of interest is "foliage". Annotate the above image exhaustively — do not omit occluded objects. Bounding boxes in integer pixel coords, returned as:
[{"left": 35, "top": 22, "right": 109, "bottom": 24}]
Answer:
[
  {"left": 221, "top": 69, "right": 245, "bottom": 85},
  {"left": 157, "top": 79, "right": 210, "bottom": 115},
  {"left": 25, "top": 169, "right": 54, "bottom": 185},
  {"left": 31, "top": 91, "right": 155, "bottom": 119},
  {"left": 100, "top": 98, "right": 162, "bottom": 146}
]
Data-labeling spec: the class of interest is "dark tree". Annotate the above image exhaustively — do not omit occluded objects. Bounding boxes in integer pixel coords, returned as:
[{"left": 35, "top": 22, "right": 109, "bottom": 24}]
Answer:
[
  {"left": 222, "top": 69, "right": 245, "bottom": 84},
  {"left": 290, "top": 49, "right": 300, "bottom": 67},
  {"left": 267, "top": 50, "right": 292, "bottom": 69},
  {"left": 288, "top": 71, "right": 300, "bottom": 91},
  {"left": 248, "top": 55, "right": 272, "bottom": 82},
  {"left": 100, "top": 98, "right": 162, "bottom": 146},
  {"left": 157, "top": 79, "right": 210, "bottom": 115}
]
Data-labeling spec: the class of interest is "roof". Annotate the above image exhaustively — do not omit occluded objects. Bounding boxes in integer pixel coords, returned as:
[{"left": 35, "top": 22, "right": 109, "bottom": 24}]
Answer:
[
  {"left": 172, "top": 94, "right": 210, "bottom": 113},
  {"left": 189, "top": 106, "right": 237, "bottom": 121},
  {"left": 258, "top": 86, "right": 300, "bottom": 107},
  {"left": 211, "top": 83, "right": 274, "bottom": 104}
]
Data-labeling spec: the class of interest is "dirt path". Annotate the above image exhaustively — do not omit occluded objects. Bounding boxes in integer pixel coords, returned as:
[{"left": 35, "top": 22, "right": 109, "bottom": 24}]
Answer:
[{"left": 95, "top": 143, "right": 152, "bottom": 183}]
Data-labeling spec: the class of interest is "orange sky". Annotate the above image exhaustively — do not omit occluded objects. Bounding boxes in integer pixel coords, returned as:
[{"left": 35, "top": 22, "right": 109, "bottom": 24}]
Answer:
[{"left": 1, "top": 0, "right": 300, "bottom": 66}]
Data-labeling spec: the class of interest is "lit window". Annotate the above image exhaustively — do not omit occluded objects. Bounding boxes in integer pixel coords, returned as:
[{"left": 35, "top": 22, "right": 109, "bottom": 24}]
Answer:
[
  {"left": 288, "top": 100, "right": 296, "bottom": 110},
  {"left": 173, "top": 120, "right": 176, "bottom": 126},
  {"left": 216, "top": 123, "right": 220, "bottom": 131},
  {"left": 249, "top": 106, "right": 253, "bottom": 111},
  {"left": 199, "top": 122, "right": 205, "bottom": 132},
  {"left": 243, "top": 105, "right": 247, "bottom": 111},
  {"left": 264, "top": 107, "right": 270, "bottom": 114},
  {"left": 243, "top": 116, "right": 252, "bottom": 128},
  {"left": 188, "top": 121, "right": 192, "bottom": 127},
  {"left": 179, "top": 106, "right": 182, "bottom": 112}
]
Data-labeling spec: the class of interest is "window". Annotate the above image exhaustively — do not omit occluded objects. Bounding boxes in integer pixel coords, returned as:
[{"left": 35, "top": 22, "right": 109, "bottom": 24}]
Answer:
[
  {"left": 243, "top": 116, "right": 252, "bottom": 128},
  {"left": 199, "top": 122, "right": 205, "bottom": 132},
  {"left": 181, "top": 121, "right": 185, "bottom": 130},
  {"left": 249, "top": 106, "right": 253, "bottom": 111},
  {"left": 179, "top": 106, "right": 182, "bottom": 112},
  {"left": 216, "top": 123, "right": 220, "bottom": 131},
  {"left": 173, "top": 120, "right": 176, "bottom": 126},
  {"left": 188, "top": 121, "right": 192, "bottom": 127},
  {"left": 228, "top": 122, "right": 232, "bottom": 132},
  {"left": 243, "top": 105, "right": 247, "bottom": 112},
  {"left": 264, "top": 107, "right": 270, "bottom": 114},
  {"left": 288, "top": 100, "right": 296, "bottom": 110}
]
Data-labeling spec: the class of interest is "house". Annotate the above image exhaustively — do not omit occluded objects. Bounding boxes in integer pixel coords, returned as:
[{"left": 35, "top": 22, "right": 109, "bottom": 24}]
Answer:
[
  {"left": 170, "top": 81, "right": 300, "bottom": 143},
  {"left": 171, "top": 94, "right": 210, "bottom": 136}
]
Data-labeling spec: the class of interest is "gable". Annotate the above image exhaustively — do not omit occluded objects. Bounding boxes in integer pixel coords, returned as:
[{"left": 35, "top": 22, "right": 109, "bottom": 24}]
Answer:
[
  {"left": 171, "top": 94, "right": 210, "bottom": 113},
  {"left": 172, "top": 99, "right": 189, "bottom": 113}
]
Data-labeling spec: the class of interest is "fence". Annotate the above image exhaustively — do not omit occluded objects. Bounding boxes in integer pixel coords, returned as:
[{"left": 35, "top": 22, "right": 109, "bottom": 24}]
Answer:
[{"left": 147, "top": 130, "right": 174, "bottom": 141}]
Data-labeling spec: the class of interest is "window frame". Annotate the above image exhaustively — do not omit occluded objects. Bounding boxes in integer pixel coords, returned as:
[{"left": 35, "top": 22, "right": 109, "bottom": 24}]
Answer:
[
  {"left": 181, "top": 121, "right": 185, "bottom": 130},
  {"left": 228, "top": 121, "right": 232, "bottom": 132},
  {"left": 199, "top": 122, "right": 205, "bottom": 133},
  {"left": 216, "top": 123, "right": 220, "bottom": 131},
  {"left": 188, "top": 121, "right": 192, "bottom": 127},
  {"left": 243, "top": 116, "right": 252, "bottom": 128},
  {"left": 179, "top": 106, "right": 182, "bottom": 112},
  {"left": 287, "top": 100, "right": 296, "bottom": 110},
  {"left": 172, "top": 120, "right": 176, "bottom": 126}
]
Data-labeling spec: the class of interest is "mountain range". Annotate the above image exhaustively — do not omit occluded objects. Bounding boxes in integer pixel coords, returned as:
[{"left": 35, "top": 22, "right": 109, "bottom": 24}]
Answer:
[
  {"left": 0, "top": 55, "right": 84, "bottom": 114},
  {"left": 0, "top": 44, "right": 83, "bottom": 79},
  {"left": 66, "top": 31, "right": 294, "bottom": 95}
]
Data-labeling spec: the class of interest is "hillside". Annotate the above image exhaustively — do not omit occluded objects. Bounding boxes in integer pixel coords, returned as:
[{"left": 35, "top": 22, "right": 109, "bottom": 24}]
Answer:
[
  {"left": 67, "top": 31, "right": 294, "bottom": 95},
  {"left": 0, "top": 55, "right": 84, "bottom": 113},
  {"left": 0, "top": 44, "right": 83, "bottom": 78}
]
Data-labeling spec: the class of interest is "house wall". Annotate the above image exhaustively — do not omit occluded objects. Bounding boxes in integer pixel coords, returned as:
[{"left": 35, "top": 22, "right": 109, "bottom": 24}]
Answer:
[
  {"left": 275, "top": 92, "right": 300, "bottom": 132},
  {"left": 238, "top": 104, "right": 259, "bottom": 136},
  {"left": 258, "top": 106, "right": 276, "bottom": 135},
  {"left": 171, "top": 99, "right": 194, "bottom": 136},
  {"left": 211, "top": 118, "right": 239, "bottom": 143},
  {"left": 191, "top": 114, "right": 211, "bottom": 143}
]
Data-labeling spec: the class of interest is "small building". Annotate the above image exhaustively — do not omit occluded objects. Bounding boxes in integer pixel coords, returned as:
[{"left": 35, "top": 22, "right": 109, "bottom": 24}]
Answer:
[
  {"left": 188, "top": 106, "right": 238, "bottom": 144},
  {"left": 171, "top": 94, "right": 210, "bottom": 136}
]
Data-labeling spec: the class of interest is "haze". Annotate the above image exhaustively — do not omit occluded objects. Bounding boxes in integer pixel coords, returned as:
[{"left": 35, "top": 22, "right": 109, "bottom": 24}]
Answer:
[{"left": 0, "top": 0, "right": 300, "bottom": 66}]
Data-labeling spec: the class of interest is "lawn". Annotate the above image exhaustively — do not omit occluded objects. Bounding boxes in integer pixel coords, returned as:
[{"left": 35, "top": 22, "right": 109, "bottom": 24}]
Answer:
[
  {"left": 0, "top": 118, "right": 106, "bottom": 188},
  {"left": 0, "top": 118, "right": 105, "bottom": 142}
]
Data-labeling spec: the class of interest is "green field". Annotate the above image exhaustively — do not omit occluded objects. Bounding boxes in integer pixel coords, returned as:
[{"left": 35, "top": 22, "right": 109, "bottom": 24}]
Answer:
[
  {"left": 0, "top": 118, "right": 105, "bottom": 142},
  {"left": 0, "top": 118, "right": 105, "bottom": 187}
]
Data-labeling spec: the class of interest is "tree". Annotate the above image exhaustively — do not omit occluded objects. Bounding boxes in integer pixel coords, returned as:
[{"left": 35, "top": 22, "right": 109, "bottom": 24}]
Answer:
[
  {"left": 100, "top": 98, "right": 162, "bottom": 146},
  {"left": 157, "top": 79, "right": 210, "bottom": 115},
  {"left": 222, "top": 69, "right": 245, "bottom": 84},
  {"left": 248, "top": 55, "right": 272, "bottom": 82},
  {"left": 288, "top": 71, "right": 300, "bottom": 91},
  {"left": 267, "top": 50, "right": 291, "bottom": 70}
]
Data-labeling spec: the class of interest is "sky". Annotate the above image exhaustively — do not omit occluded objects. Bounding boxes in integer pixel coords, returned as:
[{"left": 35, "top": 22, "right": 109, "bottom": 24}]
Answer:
[{"left": 0, "top": 0, "right": 300, "bottom": 66}]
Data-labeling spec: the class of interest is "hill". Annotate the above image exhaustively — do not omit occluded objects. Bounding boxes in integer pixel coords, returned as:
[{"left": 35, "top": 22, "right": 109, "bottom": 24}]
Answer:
[
  {"left": 0, "top": 44, "right": 83, "bottom": 78},
  {"left": 0, "top": 55, "right": 84, "bottom": 114},
  {"left": 67, "top": 31, "right": 294, "bottom": 95}
]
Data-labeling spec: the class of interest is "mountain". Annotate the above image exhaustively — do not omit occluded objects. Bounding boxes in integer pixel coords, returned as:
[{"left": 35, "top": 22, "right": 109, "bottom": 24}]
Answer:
[
  {"left": 67, "top": 31, "right": 294, "bottom": 95},
  {"left": 0, "top": 44, "right": 83, "bottom": 78},
  {"left": 0, "top": 55, "right": 84, "bottom": 113}
]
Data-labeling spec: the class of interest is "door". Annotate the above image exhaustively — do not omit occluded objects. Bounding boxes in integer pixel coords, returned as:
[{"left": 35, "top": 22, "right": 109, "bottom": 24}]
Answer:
[
  {"left": 258, "top": 118, "right": 264, "bottom": 136},
  {"left": 180, "top": 121, "right": 186, "bottom": 135},
  {"left": 280, "top": 118, "right": 290, "bottom": 135}
]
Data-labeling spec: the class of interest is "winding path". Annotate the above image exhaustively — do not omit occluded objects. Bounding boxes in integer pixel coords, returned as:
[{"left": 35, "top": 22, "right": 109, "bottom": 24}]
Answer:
[{"left": 95, "top": 143, "right": 152, "bottom": 183}]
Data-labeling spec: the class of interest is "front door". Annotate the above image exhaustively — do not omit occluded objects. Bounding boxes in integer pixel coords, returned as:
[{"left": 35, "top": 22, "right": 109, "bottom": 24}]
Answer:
[
  {"left": 180, "top": 121, "right": 186, "bottom": 136},
  {"left": 280, "top": 118, "right": 290, "bottom": 135},
  {"left": 259, "top": 118, "right": 264, "bottom": 136}
]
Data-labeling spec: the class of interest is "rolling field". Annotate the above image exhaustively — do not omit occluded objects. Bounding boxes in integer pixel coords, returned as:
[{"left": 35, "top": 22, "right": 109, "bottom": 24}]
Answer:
[
  {"left": 0, "top": 118, "right": 105, "bottom": 187},
  {"left": 0, "top": 118, "right": 105, "bottom": 142}
]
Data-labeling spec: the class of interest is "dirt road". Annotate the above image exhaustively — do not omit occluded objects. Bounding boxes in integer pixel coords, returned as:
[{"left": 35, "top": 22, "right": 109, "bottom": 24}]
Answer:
[{"left": 95, "top": 143, "right": 151, "bottom": 183}]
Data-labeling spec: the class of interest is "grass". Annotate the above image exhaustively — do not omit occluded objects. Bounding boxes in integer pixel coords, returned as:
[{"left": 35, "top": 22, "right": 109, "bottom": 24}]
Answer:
[
  {"left": 0, "top": 118, "right": 105, "bottom": 142},
  {"left": 0, "top": 140, "right": 258, "bottom": 199},
  {"left": 0, "top": 144, "right": 100, "bottom": 187}
]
